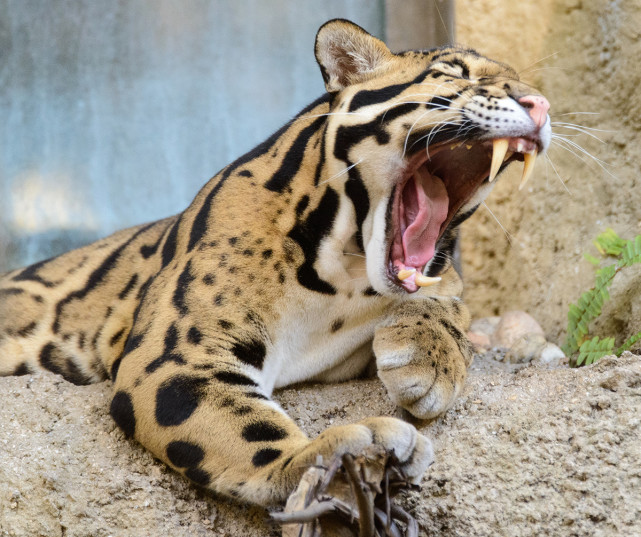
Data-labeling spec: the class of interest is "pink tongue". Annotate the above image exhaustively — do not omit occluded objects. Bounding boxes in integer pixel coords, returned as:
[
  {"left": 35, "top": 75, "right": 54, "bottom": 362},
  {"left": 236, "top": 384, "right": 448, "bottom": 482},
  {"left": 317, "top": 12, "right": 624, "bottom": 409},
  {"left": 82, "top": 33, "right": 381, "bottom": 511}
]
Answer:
[{"left": 401, "top": 166, "right": 449, "bottom": 267}]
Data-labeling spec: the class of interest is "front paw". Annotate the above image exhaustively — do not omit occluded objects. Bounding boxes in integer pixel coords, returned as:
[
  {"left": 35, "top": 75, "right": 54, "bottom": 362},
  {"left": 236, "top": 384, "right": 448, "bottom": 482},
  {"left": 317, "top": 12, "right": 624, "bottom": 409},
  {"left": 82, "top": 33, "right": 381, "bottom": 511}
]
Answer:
[{"left": 373, "top": 298, "right": 473, "bottom": 419}]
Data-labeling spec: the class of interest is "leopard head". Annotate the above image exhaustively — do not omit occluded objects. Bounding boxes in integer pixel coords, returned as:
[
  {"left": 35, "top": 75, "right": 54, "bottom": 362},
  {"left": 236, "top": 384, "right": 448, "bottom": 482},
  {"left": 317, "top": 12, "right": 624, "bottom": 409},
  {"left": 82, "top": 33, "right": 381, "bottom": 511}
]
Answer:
[{"left": 314, "top": 19, "right": 550, "bottom": 296}]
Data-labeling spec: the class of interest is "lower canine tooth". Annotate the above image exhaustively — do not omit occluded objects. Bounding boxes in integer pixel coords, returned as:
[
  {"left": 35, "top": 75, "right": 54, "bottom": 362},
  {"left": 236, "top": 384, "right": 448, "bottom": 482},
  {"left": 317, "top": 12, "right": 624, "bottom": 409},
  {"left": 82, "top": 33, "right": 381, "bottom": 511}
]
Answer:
[
  {"left": 519, "top": 150, "right": 538, "bottom": 190},
  {"left": 397, "top": 268, "right": 416, "bottom": 280},
  {"left": 415, "top": 274, "right": 442, "bottom": 287},
  {"left": 489, "top": 138, "right": 509, "bottom": 182}
]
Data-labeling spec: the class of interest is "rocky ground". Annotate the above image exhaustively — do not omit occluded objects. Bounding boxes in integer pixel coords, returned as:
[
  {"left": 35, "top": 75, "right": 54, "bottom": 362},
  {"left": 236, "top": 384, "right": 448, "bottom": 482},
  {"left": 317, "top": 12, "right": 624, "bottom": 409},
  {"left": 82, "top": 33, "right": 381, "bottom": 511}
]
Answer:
[{"left": 1, "top": 349, "right": 640, "bottom": 537}]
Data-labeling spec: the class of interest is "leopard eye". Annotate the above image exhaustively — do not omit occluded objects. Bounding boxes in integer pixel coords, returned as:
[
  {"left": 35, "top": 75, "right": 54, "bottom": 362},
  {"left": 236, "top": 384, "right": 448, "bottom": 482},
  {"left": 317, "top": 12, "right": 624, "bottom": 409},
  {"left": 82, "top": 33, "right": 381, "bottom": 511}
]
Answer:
[{"left": 431, "top": 62, "right": 465, "bottom": 78}]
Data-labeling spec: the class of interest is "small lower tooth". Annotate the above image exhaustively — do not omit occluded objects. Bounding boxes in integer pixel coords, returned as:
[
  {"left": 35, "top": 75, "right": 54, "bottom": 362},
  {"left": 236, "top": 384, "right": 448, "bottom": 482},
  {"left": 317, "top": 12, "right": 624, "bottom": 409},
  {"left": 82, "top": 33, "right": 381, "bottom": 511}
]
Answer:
[
  {"left": 415, "top": 274, "right": 442, "bottom": 287},
  {"left": 397, "top": 268, "right": 416, "bottom": 281}
]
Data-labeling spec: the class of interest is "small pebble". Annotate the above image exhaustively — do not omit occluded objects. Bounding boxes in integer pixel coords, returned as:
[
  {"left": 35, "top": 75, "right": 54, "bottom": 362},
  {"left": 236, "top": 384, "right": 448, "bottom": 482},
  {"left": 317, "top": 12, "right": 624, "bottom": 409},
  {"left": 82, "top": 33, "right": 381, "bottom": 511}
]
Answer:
[{"left": 492, "top": 311, "right": 545, "bottom": 348}]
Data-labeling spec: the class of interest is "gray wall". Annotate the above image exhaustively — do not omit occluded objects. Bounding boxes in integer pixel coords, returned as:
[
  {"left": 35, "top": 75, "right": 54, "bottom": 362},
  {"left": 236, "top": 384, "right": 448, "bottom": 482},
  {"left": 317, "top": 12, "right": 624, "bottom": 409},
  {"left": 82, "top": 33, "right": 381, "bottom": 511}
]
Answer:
[{"left": 0, "top": 0, "right": 452, "bottom": 272}]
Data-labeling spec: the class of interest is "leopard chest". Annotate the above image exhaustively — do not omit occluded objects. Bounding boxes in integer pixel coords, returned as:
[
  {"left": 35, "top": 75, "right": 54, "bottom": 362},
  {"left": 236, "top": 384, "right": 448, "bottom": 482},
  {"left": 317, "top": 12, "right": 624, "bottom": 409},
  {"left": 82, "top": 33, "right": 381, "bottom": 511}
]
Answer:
[{"left": 261, "top": 287, "right": 394, "bottom": 391}]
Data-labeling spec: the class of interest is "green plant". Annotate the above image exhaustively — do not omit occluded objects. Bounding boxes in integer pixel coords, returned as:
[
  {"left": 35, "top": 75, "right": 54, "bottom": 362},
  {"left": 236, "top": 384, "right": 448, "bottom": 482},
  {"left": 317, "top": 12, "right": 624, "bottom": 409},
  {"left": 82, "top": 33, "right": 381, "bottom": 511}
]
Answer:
[{"left": 562, "top": 228, "right": 641, "bottom": 366}]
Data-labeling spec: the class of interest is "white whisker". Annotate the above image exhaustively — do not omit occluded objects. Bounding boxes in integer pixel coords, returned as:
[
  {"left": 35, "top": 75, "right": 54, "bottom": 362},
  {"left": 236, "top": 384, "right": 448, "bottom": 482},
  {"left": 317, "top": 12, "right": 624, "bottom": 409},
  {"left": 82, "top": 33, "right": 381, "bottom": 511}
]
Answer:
[
  {"left": 482, "top": 202, "right": 512, "bottom": 244},
  {"left": 543, "top": 153, "right": 572, "bottom": 195},
  {"left": 318, "top": 159, "right": 364, "bottom": 186}
]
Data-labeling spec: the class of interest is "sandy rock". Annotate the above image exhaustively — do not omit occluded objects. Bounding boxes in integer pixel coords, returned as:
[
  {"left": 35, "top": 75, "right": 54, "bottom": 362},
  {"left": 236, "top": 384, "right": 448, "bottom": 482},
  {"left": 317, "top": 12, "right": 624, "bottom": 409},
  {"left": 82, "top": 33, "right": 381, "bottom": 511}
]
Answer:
[
  {"left": 504, "top": 332, "right": 548, "bottom": 364},
  {"left": 491, "top": 310, "right": 545, "bottom": 348},
  {"left": 535, "top": 342, "right": 567, "bottom": 367},
  {"left": 468, "top": 316, "right": 501, "bottom": 351},
  {"left": 2, "top": 354, "right": 641, "bottom": 536}
]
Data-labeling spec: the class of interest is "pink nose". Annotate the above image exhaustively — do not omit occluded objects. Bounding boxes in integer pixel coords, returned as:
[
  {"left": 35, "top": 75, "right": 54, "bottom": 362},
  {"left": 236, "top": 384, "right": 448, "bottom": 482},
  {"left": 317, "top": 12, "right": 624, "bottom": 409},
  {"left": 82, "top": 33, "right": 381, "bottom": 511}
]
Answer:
[{"left": 518, "top": 95, "right": 550, "bottom": 128}]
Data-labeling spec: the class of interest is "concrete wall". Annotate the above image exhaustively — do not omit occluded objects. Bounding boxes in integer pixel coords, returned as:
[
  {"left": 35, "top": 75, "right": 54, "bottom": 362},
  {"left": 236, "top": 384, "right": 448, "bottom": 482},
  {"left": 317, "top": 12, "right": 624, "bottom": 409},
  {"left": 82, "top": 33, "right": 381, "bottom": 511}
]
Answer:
[
  {"left": 0, "top": 0, "right": 386, "bottom": 272},
  {"left": 456, "top": 0, "right": 641, "bottom": 344}
]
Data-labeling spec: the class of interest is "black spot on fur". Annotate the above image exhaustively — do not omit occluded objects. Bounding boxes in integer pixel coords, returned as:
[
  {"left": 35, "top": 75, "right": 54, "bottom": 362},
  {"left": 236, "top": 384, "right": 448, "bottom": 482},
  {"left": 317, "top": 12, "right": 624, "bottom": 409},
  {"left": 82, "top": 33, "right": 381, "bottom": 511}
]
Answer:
[
  {"left": 287, "top": 187, "right": 339, "bottom": 295},
  {"left": 231, "top": 338, "right": 266, "bottom": 369},
  {"left": 110, "top": 328, "right": 126, "bottom": 347},
  {"left": 140, "top": 226, "right": 167, "bottom": 258},
  {"left": 295, "top": 195, "right": 310, "bottom": 217},
  {"left": 118, "top": 274, "right": 139, "bottom": 300},
  {"left": 344, "top": 171, "right": 370, "bottom": 251},
  {"left": 214, "top": 294, "right": 224, "bottom": 306},
  {"left": 65, "top": 358, "right": 92, "bottom": 385},
  {"left": 331, "top": 318, "right": 344, "bottom": 333},
  {"left": 187, "top": 326, "right": 202, "bottom": 345},
  {"left": 245, "top": 392, "right": 269, "bottom": 400},
  {"left": 218, "top": 319, "right": 234, "bottom": 330},
  {"left": 166, "top": 441, "right": 205, "bottom": 468},
  {"left": 220, "top": 397, "right": 235, "bottom": 407},
  {"left": 264, "top": 116, "right": 327, "bottom": 192},
  {"left": 238, "top": 169, "right": 253, "bottom": 177},
  {"left": 213, "top": 371, "right": 258, "bottom": 387},
  {"left": 11, "top": 257, "right": 58, "bottom": 288},
  {"left": 203, "top": 274, "right": 215, "bottom": 285},
  {"left": 363, "top": 287, "right": 378, "bottom": 297},
  {"left": 155, "top": 376, "right": 208, "bottom": 427},
  {"left": 261, "top": 249, "right": 273, "bottom": 259},
  {"left": 252, "top": 448, "right": 282, "bottom": 467},
  {"left": 13, "top": 362, "right": 31, "bottom": 376},
  {"left": 39, "top": 343, "right": 65, "bottom": 376},
  {"left": 17, "top": 321, "right": 37, "bottom": 338},
  {"left": 348, "top": 68, "right": 431, "bottom": 112},
  {"left": 185, "top": 468, "right": 211, "bottom": 486},
  {"left": 161, "top": 219, "right": 180, "bottom": 269},
  {"left": 228, "top": 237, "right": 238, "bottom": 246},
  {"left": 110, "top": 391, "right": 136, "bottom": 438},
  {"left": 242, "top": 421, "right": 288, "bottom": 442},
  {"left": 146, "top": 324, "right": 185, "bottom": 374},
  {"left": 234, "top": 405, "right": 253, "bottom": 416},
  {"left": 111, "top": 356, "right": 123, "bottom": 381},
  {"left": 0, "top": 287, "right": 24, "bottom": 297},
  {"left": 173, "top": 260, "right": 195, "bottom": 316}
]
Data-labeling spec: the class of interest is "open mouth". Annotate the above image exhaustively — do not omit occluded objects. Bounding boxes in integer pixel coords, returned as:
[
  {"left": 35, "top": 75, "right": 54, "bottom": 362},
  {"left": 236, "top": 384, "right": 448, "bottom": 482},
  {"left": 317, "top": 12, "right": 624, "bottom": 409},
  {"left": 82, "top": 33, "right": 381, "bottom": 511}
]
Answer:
[{"left": 388, "top": 136, "right": 541, "bottom": 292}]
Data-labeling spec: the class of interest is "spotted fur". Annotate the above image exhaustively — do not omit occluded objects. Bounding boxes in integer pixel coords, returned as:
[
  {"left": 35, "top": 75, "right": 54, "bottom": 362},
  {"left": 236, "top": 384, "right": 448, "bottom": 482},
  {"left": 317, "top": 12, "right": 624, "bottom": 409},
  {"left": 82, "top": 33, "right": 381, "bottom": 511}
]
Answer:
[{"left": 0, "top": 20, "right": 551, "bottom": 505}]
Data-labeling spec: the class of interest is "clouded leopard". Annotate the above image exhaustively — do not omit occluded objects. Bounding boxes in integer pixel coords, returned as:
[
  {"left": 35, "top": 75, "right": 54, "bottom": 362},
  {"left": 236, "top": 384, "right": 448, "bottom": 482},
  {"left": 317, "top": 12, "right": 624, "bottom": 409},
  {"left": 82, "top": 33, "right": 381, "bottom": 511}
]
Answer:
[{"left": 0, "top": 19, "right": 550, "bottom": 505}]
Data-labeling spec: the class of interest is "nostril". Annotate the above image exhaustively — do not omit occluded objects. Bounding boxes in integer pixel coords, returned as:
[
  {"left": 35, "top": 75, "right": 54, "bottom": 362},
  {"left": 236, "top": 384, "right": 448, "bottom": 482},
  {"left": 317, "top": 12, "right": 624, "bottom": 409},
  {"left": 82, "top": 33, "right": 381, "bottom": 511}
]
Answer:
[{"left": 518, "top": 95, "right": 550, "bottom": 128}]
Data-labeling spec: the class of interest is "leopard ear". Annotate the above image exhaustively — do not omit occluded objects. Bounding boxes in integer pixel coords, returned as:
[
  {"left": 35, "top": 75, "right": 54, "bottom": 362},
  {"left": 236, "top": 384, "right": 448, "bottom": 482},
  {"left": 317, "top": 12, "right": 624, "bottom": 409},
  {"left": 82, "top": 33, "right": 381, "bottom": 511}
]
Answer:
[{"left": 315, "top": 19, "right": 394, "bottom": 93}]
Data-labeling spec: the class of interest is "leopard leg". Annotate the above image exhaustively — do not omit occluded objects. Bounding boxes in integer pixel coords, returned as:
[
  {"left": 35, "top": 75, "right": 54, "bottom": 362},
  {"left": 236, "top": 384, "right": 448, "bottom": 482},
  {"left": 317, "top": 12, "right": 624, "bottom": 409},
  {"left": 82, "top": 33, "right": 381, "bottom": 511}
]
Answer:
[
  {"left": 374, "top": 296, "right": 473, "bottom": 419},
  {"left": 110, "top": 345, "right": 433, "bottom": 506}
]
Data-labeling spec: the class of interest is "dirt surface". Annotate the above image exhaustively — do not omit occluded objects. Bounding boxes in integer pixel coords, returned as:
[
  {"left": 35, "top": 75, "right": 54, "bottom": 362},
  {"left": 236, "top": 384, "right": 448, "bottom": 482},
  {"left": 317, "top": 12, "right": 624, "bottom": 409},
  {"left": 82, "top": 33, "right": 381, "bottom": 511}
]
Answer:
[
  {"left": 457, "top": 0, "right": 641, "bottom": 346},
  {"left": 2, "top": 352, "right": 640, "bottom": 536}
]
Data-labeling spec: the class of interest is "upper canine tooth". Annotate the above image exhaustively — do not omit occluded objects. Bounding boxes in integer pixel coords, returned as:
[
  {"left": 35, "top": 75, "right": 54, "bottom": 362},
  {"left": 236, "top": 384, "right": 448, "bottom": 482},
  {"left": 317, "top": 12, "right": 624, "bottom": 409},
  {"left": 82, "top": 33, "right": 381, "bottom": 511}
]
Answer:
[
  {"left": 489, "top": 138, "right": 510, "bottom": 182},
  {"left": 397, "top": 268, "right": 416, "bottom": 280},
  {"left": 519, "top": 150, "right": 538, "bottom": 190},
  {"left": 415, "top": 274, "right": 442, "bottom": 287}
]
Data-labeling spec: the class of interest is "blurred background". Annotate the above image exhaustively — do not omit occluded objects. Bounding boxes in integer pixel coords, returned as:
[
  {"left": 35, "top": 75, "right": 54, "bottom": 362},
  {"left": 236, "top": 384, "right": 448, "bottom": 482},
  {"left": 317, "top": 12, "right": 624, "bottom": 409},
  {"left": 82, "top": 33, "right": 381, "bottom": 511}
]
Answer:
[{"left": 1, "top": 0, "right": 639, "bottom": 342}]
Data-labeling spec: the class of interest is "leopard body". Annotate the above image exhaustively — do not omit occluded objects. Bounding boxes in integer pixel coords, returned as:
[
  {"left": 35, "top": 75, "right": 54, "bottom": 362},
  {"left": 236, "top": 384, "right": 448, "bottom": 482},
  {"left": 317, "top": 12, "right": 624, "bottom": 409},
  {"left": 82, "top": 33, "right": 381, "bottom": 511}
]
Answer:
[{"left": 0, "top": 20, "right": 551, "bottom": 505}]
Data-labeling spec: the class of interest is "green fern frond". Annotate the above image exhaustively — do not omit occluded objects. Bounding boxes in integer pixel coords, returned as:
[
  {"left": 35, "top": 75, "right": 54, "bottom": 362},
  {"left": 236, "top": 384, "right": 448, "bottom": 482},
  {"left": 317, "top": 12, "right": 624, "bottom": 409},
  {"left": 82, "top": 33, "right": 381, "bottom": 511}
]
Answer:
[
  {"left": 616, "top": 331, "right": 641, "bottom": 355},
  {"left": 576, "top": 336, "right": 615, "bottom": 366},
  {"left": 620, "top": 235, "right": 641, "bottom": 267},
  {"left": 564, "top": 230, "right": 641, "bottom": 367},
  {"left": 562, "top": 264, "right": 616, "bottom": 355},
  {"left": 593, "top": 228, "right": 627, "bottom": 256}
]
